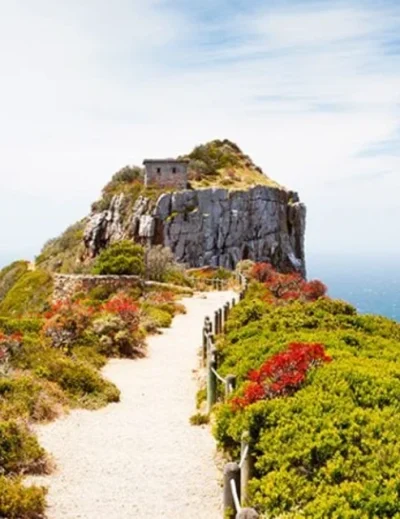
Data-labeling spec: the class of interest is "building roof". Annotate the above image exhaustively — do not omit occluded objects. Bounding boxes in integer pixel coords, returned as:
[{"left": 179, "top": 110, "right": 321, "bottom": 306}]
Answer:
[{"left": 143, "top": 158, "right": 190, "bottom": 165}]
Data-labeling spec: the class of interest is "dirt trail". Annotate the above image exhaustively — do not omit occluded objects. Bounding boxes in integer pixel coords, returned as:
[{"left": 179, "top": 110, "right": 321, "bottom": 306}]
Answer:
[{"left": 29, "top": 291, "right": 235, "bottom": 519}]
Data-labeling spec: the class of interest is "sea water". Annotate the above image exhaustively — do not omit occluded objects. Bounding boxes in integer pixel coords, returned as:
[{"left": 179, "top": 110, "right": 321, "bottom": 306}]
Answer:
[{"left": 308, "top": 255, "right": 400, "bottom": 322}]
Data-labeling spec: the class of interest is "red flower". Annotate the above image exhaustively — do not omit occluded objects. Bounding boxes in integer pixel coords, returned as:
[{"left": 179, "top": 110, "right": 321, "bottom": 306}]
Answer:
[{"left": 231, "top": 343, "right": 331, "bottom": 409}]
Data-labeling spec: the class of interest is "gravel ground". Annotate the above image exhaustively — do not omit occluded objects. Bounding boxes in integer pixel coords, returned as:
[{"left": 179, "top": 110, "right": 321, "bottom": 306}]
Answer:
[{"left": 28, "top": 291, "right": 236, "bottom": 519}]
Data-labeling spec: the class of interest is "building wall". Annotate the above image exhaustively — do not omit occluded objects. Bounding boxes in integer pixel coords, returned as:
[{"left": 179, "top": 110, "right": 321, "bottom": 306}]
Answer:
[{"left": 144, "top": 162, "right": 188, "bottom": 189}]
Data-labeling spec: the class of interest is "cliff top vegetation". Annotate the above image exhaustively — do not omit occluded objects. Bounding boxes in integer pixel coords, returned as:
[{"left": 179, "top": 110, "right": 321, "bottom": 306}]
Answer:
[{"left": 183, "top": 139, "right": 281, "bottom": 190}]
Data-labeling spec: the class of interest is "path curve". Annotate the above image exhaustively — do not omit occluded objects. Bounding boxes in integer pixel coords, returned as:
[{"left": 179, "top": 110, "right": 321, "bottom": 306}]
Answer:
[{"left": 29, "top": 291, "right": 235, "bottom": 519}]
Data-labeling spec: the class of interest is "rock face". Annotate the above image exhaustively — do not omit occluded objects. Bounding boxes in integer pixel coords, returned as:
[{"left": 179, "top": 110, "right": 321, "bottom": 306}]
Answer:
[{"left": 84, "top": 186, "right": 306, "bottom": 275}]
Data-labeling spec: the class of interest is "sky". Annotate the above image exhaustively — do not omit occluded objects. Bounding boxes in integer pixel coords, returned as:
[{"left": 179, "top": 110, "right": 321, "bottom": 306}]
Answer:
[{"left": 0, "top": 0, "right": 399, "bottom": 267}]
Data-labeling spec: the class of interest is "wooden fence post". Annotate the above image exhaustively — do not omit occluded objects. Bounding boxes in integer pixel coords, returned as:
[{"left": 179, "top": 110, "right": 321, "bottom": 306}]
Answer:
[
  {"left": 224, "top": 302, "right": 229, "bottom": 324},
  {"left": 225, "top": 374, "right": 236, "bottom": 398},
  {"left": 240, "top": 431, "right": 254, "bottom": 506},
  {"left": 214, "top": 310, "right": 219, "bottom": 335},
  {"left": 223, "top": 462, "right": 241, "bottom": 516},
  {"left": 202, "top": 317, "right": 210, "bottom": 366},
  {"left": 218, "top": 308, "right": 223, "bottom": 333},
  {"left": 207, "top": 346, "right": 217, "bottom": 413}
]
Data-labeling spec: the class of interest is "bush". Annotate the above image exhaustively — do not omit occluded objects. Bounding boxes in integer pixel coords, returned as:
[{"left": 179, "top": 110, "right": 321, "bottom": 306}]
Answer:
[
  {"left": 35, "top": 219, "right": 87, "bottom": 273},
  {"left": 92, "top": 241, "right": 145, "bottom": 276},
  {"left": 92, "top": 314, "right": 145, "bottom": 358},
  {"left": 236, "top": 260, "right": 255, "bottom": 276},
  {"left": 214, "top": 278, "right": 400, "bottom": 518},
  {"left": 146, "top": 246, "right": 175, "bottom": 281},
  {"left": 142, "top": 305, "right": 173, "bottom": 330},
  {"left": 190, "top": 412, "right": 209, "bottom": 426},
  {"left": 0, "top": 420, "right": 46, "bottom": 475},
  {"left": 0, "top": 317, "right": 43, "bottom": 335},
  {"left": 0, "top": 261, "right": 29, "bottom": 302},
  {"left": 36, "top": 356, "right": 120, "bottom": 408},
  {"left": 0, "top": 374, "right": 66, "bottom": 422},
  {"left": 0, "top": 476, "right": 46, "bottom": 519},
  {"left": 0, "top": 270, "right": 53, "bottom": 318},
  {"left": 109, "top": 166, "right": 143, "bottom": 185},
  {"left": 42, "top": 300, "right": 95, "bottom": 351}
]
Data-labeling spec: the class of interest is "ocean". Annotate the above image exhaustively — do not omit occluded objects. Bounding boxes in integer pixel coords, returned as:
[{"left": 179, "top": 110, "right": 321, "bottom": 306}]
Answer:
[{"left": 308, "top": 255, "right": 400, "bottom": 322}]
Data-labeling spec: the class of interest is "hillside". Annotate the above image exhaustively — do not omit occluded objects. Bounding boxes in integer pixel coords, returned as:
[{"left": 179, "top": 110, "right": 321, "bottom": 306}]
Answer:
[{"left": 36, "top": 139, "right": 304, "bottom": 276}]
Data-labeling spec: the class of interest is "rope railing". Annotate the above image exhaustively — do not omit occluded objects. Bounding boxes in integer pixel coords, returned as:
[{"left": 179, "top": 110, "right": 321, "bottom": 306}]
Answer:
[
  {"left": 189, "top": 276, "right": 229, "bottom": 291},
  {"left": 202, "top": 272, "right": 259, "bottom": 518}
]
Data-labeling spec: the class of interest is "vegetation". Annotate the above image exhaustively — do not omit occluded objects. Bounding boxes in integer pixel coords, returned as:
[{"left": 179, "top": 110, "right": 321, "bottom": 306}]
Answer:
[
  {"left": 0, "top": 269, "right": 53, "bottom": 317},
  {"left": 0, "top": 261, "right": 29, "bottom": 301},
  {"left": 92, "top": 241, "right": 145, "bottom": 276},
  {"left": 0, "top": 477, "right": 47, "bottom": 519},
  {"left": 36, "top": 220, "right": 88, "bottom": 274},
  {"left": 190, "top": 412, "right": 210, "bottom": 426},
  {"left": 184, "top": 139, "right": 281, "bottom": 190},
  {"left": 214, "top": 265, "right": 400, "bottom": 518},
  {"left": 0, "top": 254, "right": 187, "bottom": 516}
]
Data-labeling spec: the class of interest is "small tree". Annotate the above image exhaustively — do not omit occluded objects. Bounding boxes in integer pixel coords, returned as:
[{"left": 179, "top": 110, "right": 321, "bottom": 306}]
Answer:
[
  {"left": 145, "top": 246, "right": 175, "bottom": 281},
  {"left": 92, "top": 241, "right": 145, "bottom": 276}
]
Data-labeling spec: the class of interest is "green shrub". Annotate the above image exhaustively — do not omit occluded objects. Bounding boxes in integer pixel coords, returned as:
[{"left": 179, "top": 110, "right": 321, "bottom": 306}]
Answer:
[
  {"left": 92, "top": 313, "right": 145, "bottom": 358},
  {"left": 0, "top": 261, "right": 29, "bottom": 302},
  {"left": 35, "top": 357, "right": 120, "bottom": 408},
  {"left": 164, "top": 267, "right": 194, "bottom": 287},
  {"left": 36, "top": 219, "right": 88, "bottom": 273},
  {"left": 0, "top": 270, "right": 53, "bottom": 317},
  {"left": 142, "top": 305, "right": 173, "bottom": 329},
  {"left": 0, "top": 374, "right": 66, "bottom": 422},
  {"left": 0, "top": 420, "right": 46, "bottom": 475},
  {"left": 92, "top": 241, "right": 145, "bottom": 276},
  {"left": 214, "top": 282, "right": 400, "bottom": 518},
  {"left": 146, "top": 246, "right": 175, "bottom": 281},
  {"left": 190, "top": 412, "right": 209, "bottom": 426},
  {"left": 196, "top": 388, "right": 207, "bottom": 409},
  {"left": 0, "top": 317, "right": 43, "bottom": 335},
  {"left": 11, "top": 339, "right": 120, "bottom": 409},
  {"left": 109, "top": 165, "right": 143, "bottom": 185},
  {"left": 0, "top": 476, "right": 46, "bottom": 519},
  {"left": 87, "top": 284, "right": 117, "bottom": 302}
]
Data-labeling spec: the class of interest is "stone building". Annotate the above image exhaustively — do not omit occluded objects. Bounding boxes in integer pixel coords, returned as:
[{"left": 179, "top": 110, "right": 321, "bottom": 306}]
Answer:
[{"left": 143, "top": 159, "right": 189, "bottom": 189}]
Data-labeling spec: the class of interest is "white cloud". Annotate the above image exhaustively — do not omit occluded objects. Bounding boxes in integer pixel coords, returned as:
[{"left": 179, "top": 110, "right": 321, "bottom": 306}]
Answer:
[{"left": 0, "top": 0, "right": 399, "bottom": 260}]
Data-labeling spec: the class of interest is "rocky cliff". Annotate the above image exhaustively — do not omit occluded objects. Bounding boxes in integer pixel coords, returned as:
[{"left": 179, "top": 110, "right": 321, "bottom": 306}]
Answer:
[
  {"left": 84, "top": 185, "right": 306, "bottom": 275},
  {"left": 37, "top": 140, "right": 307, "bottom": 275}
]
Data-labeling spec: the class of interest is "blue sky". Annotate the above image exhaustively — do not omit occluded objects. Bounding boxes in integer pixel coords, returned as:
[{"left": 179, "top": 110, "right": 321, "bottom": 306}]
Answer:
[{"left": 0, "top": 0, "right": 399, "bottom": 266}]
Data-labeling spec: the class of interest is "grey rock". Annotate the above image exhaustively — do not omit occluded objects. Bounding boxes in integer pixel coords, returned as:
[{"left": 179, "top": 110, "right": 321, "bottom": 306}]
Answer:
[{"left": 84, "top": 185, "right": 306, "bottom": 275}]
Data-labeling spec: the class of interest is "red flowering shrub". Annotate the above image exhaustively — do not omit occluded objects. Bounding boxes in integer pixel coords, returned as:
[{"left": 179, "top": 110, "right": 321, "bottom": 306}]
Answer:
[
  {"left": 151, "top": 291, "right": 175, "bottom": 304},
  {"left": 250, "top": 263, "right": 275, "bottom": 283},
  {"left": 231, "top": 343, "right": 331, "bottom": 409},
  {"left": 302, "top": 280, "right": 327, "bottom": 300},
  {"left": 93, "top": 293, "right": 144, "bottom": 358},
  {"left": 42, "top": 300, "right": 95, "bottom": 350},
  {"left": 102, "top": 294, "right": 139, "bottom": 325},
  {"left": 249, "top": 263, "right": 328, "bottom": 303}
]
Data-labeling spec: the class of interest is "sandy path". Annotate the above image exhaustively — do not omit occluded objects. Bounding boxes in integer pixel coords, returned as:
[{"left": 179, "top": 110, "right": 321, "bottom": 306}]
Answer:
[{"left": 28, "top": 291, "right": 235, "bottom": 519}]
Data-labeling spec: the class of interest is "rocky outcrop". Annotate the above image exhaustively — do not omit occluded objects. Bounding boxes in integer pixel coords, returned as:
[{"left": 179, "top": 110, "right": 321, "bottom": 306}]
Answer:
[{"left": 84, "top": 186, "right": 306, "bottom": 275}]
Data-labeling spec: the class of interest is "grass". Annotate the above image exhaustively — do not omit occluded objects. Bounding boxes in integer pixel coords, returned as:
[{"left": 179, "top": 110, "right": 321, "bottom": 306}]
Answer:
[
  {"left": 189, "top": 412, "right": 210, "bottom": 426},
  {"left": 0, "top": 270, "right": 53, "bottom": 318}
]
